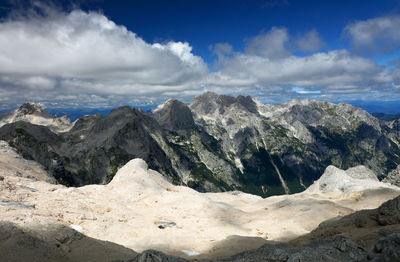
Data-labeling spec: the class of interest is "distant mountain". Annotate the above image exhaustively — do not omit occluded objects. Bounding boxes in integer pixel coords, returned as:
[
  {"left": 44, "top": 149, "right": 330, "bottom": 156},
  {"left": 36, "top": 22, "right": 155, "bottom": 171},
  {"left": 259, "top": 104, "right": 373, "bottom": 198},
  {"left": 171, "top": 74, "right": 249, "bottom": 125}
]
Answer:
[
  {"left": 0, "top": 103, "right": 73, "bottom": 133},
  {"left": 47, "top": 105, "right": 156, "bottom": 121},
  {"left": 0, "top": 92, "right": 399, "bottom": 196},
  {"left": 372, "top": 112, "right": 400, "bottom": 121},
  {"left": 348, "top": 100, "right": 400, "bottom": 114}
]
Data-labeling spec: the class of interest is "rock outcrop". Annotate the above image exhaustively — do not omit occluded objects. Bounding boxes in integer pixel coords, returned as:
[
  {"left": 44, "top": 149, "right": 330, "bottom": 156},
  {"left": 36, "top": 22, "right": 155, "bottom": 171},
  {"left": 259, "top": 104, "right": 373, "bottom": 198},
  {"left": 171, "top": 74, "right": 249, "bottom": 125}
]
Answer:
[
  {"left": 367, "top": 233, "right": 400, "bottom": 262},
  {"left": 0, "top": 140, "right": 55, "bottom": 183},
  {"left": 127, "top": 233, "right": 400, "bottom": 262},
  {"left": 290, "top": 193, "right": 400, "bottom": 250},
  {"left": 384, "top": 165, "right": 400, "bottom": 187}
]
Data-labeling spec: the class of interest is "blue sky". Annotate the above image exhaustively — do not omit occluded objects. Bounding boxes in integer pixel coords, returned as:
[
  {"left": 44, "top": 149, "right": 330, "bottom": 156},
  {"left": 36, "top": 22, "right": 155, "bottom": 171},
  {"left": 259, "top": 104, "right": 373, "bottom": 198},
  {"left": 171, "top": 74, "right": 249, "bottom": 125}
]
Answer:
[
  {"left": 58, "top": 0, "right": 400, "bottom": 64},
  {"left": 0, "top": 0, "right": 399, "bottom": 110}
]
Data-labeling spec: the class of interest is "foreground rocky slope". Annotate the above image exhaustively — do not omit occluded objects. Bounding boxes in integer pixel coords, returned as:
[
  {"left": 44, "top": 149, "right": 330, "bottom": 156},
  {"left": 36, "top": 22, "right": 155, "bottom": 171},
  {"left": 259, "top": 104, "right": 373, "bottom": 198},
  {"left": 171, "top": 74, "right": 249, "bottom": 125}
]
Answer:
[
  {"left": 3, "top": 218, "right": 400, "bottom": 262},
  {"left": 0, "top": 221, "right": 137, "bottom": 262},
  {"left": 291, "top": 194, "right": 400, "bottom": 250},
  {"left": 0, "top": 93, "right": 399, "bottom": 196},
  {"left": 131, "top": 192, "right": 400, "bottom": 262},
  {"left": 1, "top": 158, "right": 399, "bottom": 260},
  {"left": 129, "top": 233, "right": 400, "bottom": 262}
]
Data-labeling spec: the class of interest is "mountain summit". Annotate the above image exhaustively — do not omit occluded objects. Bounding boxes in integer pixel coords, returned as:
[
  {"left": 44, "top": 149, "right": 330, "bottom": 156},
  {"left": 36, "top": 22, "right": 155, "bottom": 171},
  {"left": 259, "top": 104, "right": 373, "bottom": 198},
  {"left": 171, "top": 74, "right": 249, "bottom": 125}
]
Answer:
[
  {"left": 0, "top": 103, "right": 72, "bottom": 133},
  {"left": 17, "top": 102, "right": 52, "bottom": 117}
]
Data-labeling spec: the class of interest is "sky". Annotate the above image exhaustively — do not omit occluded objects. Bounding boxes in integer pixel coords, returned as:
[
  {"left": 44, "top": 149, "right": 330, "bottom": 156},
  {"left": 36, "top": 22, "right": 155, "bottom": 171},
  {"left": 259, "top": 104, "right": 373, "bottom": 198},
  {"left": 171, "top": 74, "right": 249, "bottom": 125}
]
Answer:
[{"left": 0, "top": 0, "right": 400, "bottom": 109}]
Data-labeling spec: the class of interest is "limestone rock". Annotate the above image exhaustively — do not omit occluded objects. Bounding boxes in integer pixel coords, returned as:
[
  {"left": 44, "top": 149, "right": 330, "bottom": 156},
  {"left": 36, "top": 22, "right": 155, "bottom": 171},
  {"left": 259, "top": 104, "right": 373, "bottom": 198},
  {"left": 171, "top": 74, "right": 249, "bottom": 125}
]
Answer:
[{"left": 0, "top": 158, "right": 399, "bottom": 259}]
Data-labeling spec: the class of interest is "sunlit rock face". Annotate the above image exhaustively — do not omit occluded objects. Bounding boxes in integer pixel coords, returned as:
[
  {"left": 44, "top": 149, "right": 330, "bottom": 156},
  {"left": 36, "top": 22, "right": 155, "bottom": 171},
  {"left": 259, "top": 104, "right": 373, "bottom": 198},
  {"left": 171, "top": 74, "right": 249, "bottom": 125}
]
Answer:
[
  {"left": 0, "top": 103, "right": 73, "bottom": 133},
  {"left": 0, "top": 158, "right": 399, "bottom": 259},
  {"left": 0, "top": 92, "right": 399, "bottom": 196}
]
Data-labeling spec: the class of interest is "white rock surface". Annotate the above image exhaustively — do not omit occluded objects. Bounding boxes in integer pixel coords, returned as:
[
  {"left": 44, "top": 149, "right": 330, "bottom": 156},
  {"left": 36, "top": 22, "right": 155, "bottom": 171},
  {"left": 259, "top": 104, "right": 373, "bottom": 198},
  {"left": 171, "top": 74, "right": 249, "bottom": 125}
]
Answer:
[
  {"left": 307, "top": 165, "right": 381, "bottom": 195},
  {"left": 0, "top": 140, "right": 55, "bottom": 183},
  {"left": 0, "top": 158, "right": 399, "bottom": 259}
]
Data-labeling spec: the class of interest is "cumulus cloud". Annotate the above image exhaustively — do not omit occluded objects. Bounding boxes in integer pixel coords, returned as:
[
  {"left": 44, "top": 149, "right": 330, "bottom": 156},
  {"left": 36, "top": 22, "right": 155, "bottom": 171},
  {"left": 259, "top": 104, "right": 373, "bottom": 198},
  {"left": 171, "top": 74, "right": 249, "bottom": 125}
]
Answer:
[
  {"left": 295, "top": 29, "right": 326, "bottom": 52},
  {"left": 202, "top": 26, "right": 400, "bottom": 101},
  {"left": 207, "top": 49, "right": 397, "bottom": 100},
  {"left": 245, "top": 27, "right": 290, "bottom": 59},
  {"left": 0, "top": 8, "right": 208, "bottom": 106},
  {"left": 344, "top": 15, "right": 400, "bottom": 54}
]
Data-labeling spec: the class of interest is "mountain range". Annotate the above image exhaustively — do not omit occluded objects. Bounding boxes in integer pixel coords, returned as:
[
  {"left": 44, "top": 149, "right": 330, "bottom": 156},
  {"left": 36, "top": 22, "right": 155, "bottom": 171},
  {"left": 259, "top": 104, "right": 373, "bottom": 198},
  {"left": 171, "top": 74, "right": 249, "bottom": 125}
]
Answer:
[{"left": 0, "top": 92, "right": 399, "bottom": 197}]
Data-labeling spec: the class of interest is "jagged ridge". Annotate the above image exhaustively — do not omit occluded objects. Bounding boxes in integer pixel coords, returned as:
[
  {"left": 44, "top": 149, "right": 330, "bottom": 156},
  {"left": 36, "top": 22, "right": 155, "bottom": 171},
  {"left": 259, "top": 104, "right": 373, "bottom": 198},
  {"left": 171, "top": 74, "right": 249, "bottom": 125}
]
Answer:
[{"left": 0, "top": 92, "right": 399, "bottom": 196}]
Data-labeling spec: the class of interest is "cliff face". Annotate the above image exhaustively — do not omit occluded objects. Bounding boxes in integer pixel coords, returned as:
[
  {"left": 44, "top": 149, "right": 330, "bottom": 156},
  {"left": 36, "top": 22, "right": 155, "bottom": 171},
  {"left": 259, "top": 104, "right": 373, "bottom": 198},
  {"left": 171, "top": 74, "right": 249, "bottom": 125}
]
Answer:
[
  {"left": 0, "top": 107, "right": 185, "bottom": 186},
  {"left": 0, "top": 93, "right": 399, "bottom": 196}
]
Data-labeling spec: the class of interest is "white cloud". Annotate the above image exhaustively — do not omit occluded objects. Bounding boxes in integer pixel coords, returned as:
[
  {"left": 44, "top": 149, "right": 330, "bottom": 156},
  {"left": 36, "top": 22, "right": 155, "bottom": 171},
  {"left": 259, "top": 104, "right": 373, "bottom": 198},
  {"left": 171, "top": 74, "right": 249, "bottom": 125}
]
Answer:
[
  {"left": 0, "top": 9, "right": 208, "bottom": 97},
  {"left": 208, "top": 49, "right": 396, "bottom": 98},
  {"left": 295, "top": 29, "right": 325, "bottom": 52},
  {"left": 245, "top": 27, "right": 290, "bottom": 59},
  {"left": 344, "top": 15, "right": 400, "bottom": 54}
]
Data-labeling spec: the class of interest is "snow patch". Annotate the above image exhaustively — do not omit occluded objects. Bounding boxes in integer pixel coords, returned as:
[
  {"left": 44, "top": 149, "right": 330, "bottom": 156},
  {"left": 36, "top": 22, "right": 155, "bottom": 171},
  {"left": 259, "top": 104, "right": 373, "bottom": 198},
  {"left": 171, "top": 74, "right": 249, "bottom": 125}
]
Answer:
[
  {"left": 153, "top": 99, "right": 173, "bottom": 113},
  {"left": 181, "top": 250, "right": 200, "bottom": 256},
  {"left": 70, "top": 224, "right": 83, "bottom": 232},
  {"left": 234, "top": 157, "right": 244, "bottom": 173}
]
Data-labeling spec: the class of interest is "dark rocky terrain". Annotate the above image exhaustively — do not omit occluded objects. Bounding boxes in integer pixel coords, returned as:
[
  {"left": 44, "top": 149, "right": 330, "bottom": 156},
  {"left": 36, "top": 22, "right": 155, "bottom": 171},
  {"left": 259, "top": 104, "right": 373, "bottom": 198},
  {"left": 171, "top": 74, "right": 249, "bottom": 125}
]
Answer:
[
  {"left": 0, "top": 93, "right": 399, "bottom": 196},
  {"left": 291, "top": 194, "right": 400, "bottom": 249},
  {"left": 0, "top": 221, "right": 137, "bottom": 262},
  {"left": 129, "top": 234, "right": 400, "bottom": 262}
]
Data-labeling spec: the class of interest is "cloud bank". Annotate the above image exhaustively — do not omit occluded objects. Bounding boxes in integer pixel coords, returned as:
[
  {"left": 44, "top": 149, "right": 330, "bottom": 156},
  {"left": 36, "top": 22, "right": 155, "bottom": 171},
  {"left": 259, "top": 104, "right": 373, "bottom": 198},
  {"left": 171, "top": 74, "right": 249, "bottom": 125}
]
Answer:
[
  {"left": 209, "top": 24, "right": 399, "bottom": 102},
  {"left": 0, "top": 9, "right": 208, "bottom": 107},
  {"left": 0, "top": 8, "right": 399, "bottom": 108}
]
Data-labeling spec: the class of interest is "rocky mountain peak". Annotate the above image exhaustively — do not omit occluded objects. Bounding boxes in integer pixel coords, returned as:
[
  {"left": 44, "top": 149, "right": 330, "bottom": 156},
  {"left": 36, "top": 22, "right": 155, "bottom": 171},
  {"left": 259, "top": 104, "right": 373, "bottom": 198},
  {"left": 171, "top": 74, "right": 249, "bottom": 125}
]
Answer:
[
  {"left": 190, "top": 91, "right": 259, "bottom": 116},
  {"left": 190, "top": 91, "right": 220, "bottom": 115},
  {"left": 235, "top": 95, "right": 259, "bottom": 114},
  {"left": 0, "top": 102, "right": 76, "bottom": 134},
  {"left": 17, "top": 102, "right": 52, "bottom": 118},
  {"left": 108, "top": 105, "right": 133, "bottom": 116},
  {"left": 153, "top": 99, "right": 195, "bottom": 135},
  {"left": 194, "top": 91, "right": 219, "bottom": 101}
]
